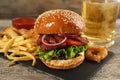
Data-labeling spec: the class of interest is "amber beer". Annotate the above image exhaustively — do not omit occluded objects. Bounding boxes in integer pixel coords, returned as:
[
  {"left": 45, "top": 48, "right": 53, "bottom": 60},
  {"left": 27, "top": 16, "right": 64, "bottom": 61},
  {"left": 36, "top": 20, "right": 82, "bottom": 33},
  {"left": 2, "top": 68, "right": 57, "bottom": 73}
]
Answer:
[{"left": 82, "top": 0, "right": 119, "bottom": 47}]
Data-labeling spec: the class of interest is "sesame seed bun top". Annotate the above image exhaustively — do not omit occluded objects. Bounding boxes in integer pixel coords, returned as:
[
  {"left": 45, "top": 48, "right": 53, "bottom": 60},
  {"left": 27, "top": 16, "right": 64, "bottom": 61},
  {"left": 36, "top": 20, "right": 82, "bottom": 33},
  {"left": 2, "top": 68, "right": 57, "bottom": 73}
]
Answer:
[{"left": 34, "top": 9, "right": 85, "bottom": 34}]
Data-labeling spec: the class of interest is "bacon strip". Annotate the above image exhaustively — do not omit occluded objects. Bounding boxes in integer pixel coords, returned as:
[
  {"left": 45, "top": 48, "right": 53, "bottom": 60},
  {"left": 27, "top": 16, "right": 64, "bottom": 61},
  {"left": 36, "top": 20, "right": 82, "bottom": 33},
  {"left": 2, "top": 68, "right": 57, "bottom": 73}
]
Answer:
[{"left": 37, "top": 34, "right": 88, "bottom": 51}]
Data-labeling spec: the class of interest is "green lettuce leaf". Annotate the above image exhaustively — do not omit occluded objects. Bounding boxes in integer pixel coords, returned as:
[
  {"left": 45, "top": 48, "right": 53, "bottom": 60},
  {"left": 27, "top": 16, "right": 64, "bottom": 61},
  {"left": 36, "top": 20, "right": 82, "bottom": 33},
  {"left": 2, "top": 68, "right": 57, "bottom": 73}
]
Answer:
[{"left": 36, "top": 44, "right": 88, "bottom": 61}]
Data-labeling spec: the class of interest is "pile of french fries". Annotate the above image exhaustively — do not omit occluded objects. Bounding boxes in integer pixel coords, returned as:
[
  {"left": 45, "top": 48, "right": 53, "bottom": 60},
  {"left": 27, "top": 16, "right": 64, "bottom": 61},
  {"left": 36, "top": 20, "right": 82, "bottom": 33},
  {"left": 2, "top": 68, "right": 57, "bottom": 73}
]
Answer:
[{"left": 0, "top": 27, "right": 38, "bottom": 66}]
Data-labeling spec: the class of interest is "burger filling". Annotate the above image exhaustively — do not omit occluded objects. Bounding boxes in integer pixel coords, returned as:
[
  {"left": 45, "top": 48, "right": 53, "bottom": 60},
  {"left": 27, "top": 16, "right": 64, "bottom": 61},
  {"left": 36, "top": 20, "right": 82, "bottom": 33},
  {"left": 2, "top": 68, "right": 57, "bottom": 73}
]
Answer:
[{"left": 36, "top": 34, "right": 88, "bottom": 61}]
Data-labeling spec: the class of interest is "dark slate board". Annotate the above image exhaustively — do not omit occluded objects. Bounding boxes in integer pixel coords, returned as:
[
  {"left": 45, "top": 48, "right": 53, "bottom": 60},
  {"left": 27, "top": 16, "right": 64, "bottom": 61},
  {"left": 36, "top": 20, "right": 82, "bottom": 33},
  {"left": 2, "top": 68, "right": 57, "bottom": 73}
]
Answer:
[{"left": 0, "top": 51, "right": 114, "bottom": 80}]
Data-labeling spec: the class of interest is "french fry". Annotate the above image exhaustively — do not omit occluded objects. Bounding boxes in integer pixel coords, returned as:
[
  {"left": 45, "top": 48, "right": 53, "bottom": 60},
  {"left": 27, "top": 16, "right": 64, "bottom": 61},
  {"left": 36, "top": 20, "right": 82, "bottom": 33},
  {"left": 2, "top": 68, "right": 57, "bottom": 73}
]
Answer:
[
  {"left": 28, "top": 47, "right": 36, "bottom": 53},
  {"left": 18, "top": 46, "right": 28, "bottom": 51},
  {"left": 9, "top": 51, "right": 24, "bottom": 57},
  {"left": 0, "top": 49, "right": 3, "bottom": 53},
  {"left": 25, "top": 43, "right": 32, "bottom": 49},
  {"left": 6, "top": 55, "right": 32, "bottom": 61},
  {"left": 13, "top": 39, "right": 32, "bottom": 46},
  {"left": 0, "top": 49, "right": 15, "bottom": 53},
  {"left": 7, "top": 60, "right": 16, "bottom": 66},
  {"left": 2, "top": 27, "right": 19, "bottom": 38},
  {"left": 0, "top": 27, "right": 37, "bottom": 66},
  {"left": 7, "top": 51, "right": 36, "bottom": 66},
  {"left": 7, "top": 55, "right": 32, "bottom": 66},
  {"left": 3, "top": 38, "right": 14, "bottom": 56},
  {"left": 2, "top": 35, "right": 9, "bottom": 42},
  {"left": 0, "top": 41, "right": 6, "bottom": 48},
  {"left": 14, "top": 36, "right": 24, "bottom": 43},
  {"left": 19, "top": 51, "right": 36, "bottom": 66},
  {"left": 9, "top": 52, "right": 17, "bottom": 57}
]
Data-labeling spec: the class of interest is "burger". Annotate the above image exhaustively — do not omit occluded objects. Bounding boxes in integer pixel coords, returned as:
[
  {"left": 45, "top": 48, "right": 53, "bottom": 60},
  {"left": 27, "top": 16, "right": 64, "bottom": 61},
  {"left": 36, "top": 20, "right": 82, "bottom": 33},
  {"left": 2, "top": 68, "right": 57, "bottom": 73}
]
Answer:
[{"left": 34, "top": 9, "right": 88, "bottom": 69}]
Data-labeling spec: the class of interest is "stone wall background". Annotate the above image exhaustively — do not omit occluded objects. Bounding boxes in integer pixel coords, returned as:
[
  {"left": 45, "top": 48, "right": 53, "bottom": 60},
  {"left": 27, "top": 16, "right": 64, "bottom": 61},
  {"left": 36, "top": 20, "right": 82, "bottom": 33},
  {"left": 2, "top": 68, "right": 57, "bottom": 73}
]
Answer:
[{"left": 0, "top": 0, "right": 119, "bottom": 19}]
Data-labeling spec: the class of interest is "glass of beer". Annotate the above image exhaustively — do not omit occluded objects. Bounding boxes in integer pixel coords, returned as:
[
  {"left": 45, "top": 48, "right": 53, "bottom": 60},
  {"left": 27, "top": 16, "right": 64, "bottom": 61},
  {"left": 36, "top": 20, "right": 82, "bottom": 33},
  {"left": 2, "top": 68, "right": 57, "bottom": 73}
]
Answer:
[{"left": 82, "top": 0, "right": 119, "bottom": 47}]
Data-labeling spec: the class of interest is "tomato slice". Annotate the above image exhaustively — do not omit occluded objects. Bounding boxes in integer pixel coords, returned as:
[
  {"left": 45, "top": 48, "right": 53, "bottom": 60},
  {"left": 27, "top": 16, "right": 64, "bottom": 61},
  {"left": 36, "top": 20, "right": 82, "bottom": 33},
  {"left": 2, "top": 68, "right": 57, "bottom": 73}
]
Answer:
[
  {"left": 66, "top": 39, "right": 82, "bottom": 46},
  {"left": 12, "top": 17, "right": 36, "bottom": 30}
]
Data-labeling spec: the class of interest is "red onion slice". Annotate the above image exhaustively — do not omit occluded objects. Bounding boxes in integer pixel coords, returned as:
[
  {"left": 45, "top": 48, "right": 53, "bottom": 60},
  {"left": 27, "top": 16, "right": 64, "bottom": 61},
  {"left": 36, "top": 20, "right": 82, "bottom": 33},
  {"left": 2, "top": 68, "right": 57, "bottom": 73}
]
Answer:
[{"left": 42, "top": 35, "right": 67, "bottom": 46}]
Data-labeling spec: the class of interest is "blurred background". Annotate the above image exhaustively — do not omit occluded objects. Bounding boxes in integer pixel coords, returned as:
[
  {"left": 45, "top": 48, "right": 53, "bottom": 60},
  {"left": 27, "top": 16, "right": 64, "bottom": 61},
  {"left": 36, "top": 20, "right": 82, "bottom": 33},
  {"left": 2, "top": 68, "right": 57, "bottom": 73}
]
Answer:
[{"left": 0, "top": 0, "right": 120, "bottom": 19}]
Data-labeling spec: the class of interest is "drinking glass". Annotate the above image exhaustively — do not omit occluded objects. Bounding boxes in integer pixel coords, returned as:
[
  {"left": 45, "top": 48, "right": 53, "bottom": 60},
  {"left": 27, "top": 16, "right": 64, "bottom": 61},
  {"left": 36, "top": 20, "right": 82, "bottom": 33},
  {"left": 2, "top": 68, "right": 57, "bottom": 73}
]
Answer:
[{"left": 82, "top": 0, "right": 119, "bottom": 47}]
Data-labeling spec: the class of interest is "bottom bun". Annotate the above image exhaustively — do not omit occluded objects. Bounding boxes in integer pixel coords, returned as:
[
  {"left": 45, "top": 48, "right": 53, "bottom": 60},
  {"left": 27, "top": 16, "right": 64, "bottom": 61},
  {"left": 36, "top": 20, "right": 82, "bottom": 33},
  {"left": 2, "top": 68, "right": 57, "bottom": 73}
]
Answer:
[{"left": 41, "top": 52, "right": 84, "bottom": 69}]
